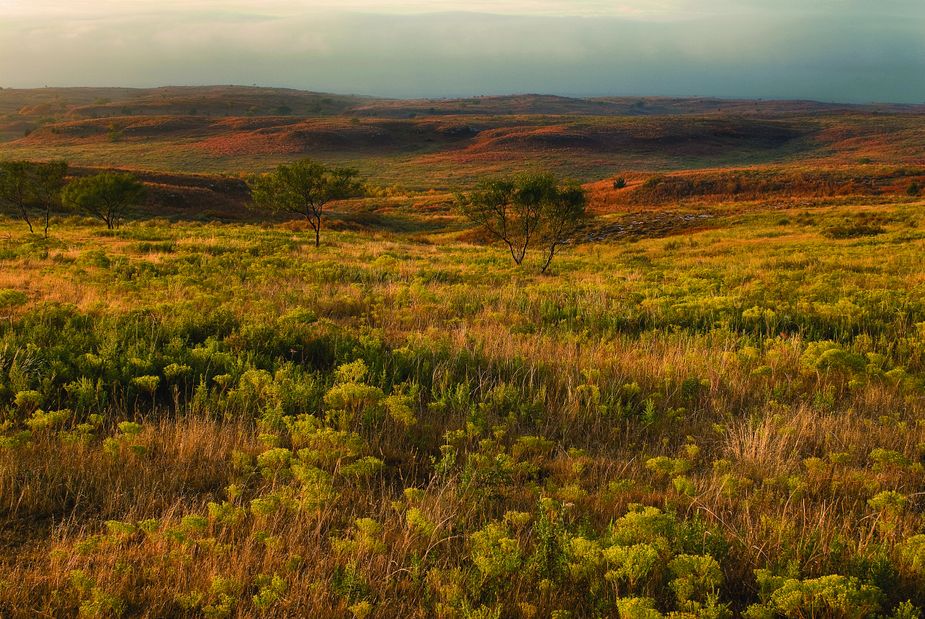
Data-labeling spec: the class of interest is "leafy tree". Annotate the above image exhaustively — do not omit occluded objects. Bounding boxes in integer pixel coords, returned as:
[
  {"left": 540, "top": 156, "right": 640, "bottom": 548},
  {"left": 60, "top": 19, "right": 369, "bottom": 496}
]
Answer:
[
  {"left": 31, "top": 161, "right": 68, "bottom": 238},
  {"left": 456, "top": 173, "right": 587, "bottom": 272},
  {"left": 61, "top": 172, "right": 146, "bottom": 229},
  {"left": 0, "top": 161, "right": 35, "bottom": 235},
  {"left": 538, "top": 181, "right": 587, "bottom": 273},
  {"left": 0, "top": 160, "right": 67, "bottom": 237},
  {"left": 456, "top": 177, "right": 536, "bottom": 266},
  {"left": 248, "top": 159, "right": 363, "bottom": 248}
]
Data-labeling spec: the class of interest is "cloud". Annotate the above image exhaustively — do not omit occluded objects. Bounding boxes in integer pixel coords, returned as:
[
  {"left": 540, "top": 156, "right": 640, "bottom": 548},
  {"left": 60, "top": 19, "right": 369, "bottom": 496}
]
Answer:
[
  {"left": 0, "top": 0, "right": 688, "bottom": 19},
  {"left": 3, "top": 0, "right": 923, "bottom": 17},
  {"left": 1, "top": 1, "right": 923, "bottom": 102}
]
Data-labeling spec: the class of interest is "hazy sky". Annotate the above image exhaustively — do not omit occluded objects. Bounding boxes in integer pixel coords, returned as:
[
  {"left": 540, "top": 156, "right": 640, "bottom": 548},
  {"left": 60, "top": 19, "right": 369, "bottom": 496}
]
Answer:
[{"left": 2, "top": 0, "right": 924, "bottom": 103}]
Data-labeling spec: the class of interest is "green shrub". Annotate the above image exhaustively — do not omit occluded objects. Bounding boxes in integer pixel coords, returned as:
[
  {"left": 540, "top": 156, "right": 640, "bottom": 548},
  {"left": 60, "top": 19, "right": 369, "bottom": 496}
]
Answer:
[
  {"left": 668, "top": 553, "right": 723, "bottom": 605},
  {"left": 757, "top": 572, "right": 883, "bottom": 618},
  {"left": 470, "top": 520, "right": 522, "bottom": 584},
  {"left": 603, "top": 543, "right": 660, "bottom": 592}
]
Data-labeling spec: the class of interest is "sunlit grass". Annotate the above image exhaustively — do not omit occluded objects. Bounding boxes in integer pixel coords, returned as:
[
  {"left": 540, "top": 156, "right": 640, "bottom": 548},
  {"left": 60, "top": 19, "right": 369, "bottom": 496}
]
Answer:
[{"left": 1, "top": 195, "right": 925, "bottom": 616}]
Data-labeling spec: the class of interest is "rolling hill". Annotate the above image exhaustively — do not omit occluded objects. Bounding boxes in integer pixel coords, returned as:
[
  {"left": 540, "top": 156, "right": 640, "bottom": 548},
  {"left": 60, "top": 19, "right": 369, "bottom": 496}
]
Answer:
[{"left": 1, "top": 85, "right": 923, "bottom": 203}]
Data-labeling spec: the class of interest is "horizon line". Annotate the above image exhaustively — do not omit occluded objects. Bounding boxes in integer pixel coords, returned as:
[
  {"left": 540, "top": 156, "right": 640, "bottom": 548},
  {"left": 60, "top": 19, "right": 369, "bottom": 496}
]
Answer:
[{"left": 2, "top": 84, "right": 924, "bottom": 108}]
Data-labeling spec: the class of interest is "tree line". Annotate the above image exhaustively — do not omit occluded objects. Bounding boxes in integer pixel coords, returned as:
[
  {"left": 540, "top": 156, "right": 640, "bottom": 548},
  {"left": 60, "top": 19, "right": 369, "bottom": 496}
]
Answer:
[
  {"left": 0, "top": 161, "right": 146, "bottom": 236},
  {"left": 249, "top": 159, "right": 588, "bottom": 271},
  {"left": 1, "top": 158, "right": 588, "bottom": 271}
]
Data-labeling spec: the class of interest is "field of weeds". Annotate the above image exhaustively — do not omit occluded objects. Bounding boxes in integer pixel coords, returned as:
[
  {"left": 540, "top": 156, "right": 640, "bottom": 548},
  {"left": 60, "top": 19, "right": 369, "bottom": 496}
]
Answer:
[{"left": 1, "top": 191, "right": 925, "bottom": 617}]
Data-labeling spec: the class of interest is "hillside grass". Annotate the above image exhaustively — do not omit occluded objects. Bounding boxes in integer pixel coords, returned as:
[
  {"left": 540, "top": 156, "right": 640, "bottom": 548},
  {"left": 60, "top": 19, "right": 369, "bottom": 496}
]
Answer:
[
  {"left": 2, "top": 195, "right": 925, "bottom": 617},
  {"left": 5, "top": 112, "right": 924, "bottom": 191}
]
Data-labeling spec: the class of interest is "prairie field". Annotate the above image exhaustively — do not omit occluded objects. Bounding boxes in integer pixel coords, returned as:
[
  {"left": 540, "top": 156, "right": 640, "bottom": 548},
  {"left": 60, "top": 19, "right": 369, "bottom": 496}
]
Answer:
[{"left": 2, "top": 87, "right": 925, "bottom": 618}]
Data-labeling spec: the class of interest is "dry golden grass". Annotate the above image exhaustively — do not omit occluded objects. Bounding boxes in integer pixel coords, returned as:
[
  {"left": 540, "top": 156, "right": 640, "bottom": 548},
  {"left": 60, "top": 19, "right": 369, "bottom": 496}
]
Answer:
[{"left": 1, "top": 193, "right": 925, "bottom": 616}]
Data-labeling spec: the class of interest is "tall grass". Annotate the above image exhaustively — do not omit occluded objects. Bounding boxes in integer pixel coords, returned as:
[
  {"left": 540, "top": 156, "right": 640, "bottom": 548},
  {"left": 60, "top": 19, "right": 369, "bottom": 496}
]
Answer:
[{"left": 1, "top": 199, "right": 924, "bottom": 616}]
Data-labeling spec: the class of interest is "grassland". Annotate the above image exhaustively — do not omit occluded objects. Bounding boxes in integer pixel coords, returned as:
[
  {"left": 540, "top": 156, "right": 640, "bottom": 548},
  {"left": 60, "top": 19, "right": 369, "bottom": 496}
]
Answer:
[
  {"left": 2, "top": 86, "right": 925, "bottom": 618},
  {"left": 1, "top": 191, "right": 925, "bottom": 617}
]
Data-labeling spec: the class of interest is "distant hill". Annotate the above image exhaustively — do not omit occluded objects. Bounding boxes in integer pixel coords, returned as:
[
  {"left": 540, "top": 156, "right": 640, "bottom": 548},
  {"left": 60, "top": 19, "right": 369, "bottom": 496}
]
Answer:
[
  {"left": 351, "top": 94, "right": 925, "bottom": 118},
  {"left": 1, "top": 86, "right": 923, "bottom": 186},
  {"left": 2, "top": 86, "right": 923, "bottom": 124},
  {"left": 0, "top": 86, "right": 372, "bottom": 119}
]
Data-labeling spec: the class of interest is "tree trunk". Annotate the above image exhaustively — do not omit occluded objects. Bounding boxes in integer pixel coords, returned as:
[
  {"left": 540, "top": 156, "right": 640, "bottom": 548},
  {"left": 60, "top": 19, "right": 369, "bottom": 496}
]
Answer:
[
  {"left": 506, "top": 240, "right": 524, "bottom": 265},
  {"left": 43, "top": 208, "right": 50, "bottom": 239},
  {"left": 20, "top": 207, "right": 33, "bottom": 234},
  {"left": 306, "top": 214, "right": 321, "bottom": 248},
  {"left": 541, "top": 243, "right": 558, "bottom": 273},
  {"left": 510, "top": 246, "right": 522, "bottom": 265}
]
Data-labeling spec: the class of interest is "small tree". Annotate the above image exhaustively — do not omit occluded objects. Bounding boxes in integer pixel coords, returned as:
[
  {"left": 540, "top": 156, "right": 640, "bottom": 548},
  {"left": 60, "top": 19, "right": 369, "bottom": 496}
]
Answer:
[
  {"left": 248, "top": 159, "right": 363, "bottom": 248},
  {"left": 62, "top": 172, "right": 145, "bottom": 229},
  {"left": 0, "top": 160, "right": 68, "bottom": 237},
  {"left": 456, "top": 173, "right": 587, "bottom": 271},
  {"left": 0, "top": 161, "right": 35, "bottom": 234},
  {"left": 538, "top": 182, "right": 587, "bottom": 273},
  {"left": 31, "top": 161, "right": 68, "bottom": 238}
]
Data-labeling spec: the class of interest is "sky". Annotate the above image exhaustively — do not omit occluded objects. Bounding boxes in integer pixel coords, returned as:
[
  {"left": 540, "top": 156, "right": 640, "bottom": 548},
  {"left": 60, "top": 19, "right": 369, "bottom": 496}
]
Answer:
[{"left": 1, "top": 0, "right": 924, "bottom": 103}]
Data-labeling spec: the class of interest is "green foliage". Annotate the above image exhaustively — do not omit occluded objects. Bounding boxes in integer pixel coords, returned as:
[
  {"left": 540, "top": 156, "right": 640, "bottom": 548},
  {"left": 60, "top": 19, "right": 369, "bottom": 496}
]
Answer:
[
  {"left": 383, "top": 391, "right": 417, "bottom": 426},
  {"left": 603, "top": 543, "right": 660, "bottom": 591},
  {"left": 252, "top": 573, "right": 287, "bottom": 610},
  {"left": 203, "top": 575, "right": 244, "bottom": 618},
  {"left": 801, "top": 341, "right": 866, "bottom": 374},
  {"left": 891, "top": 601, "right": 922, "bottom": 619},
  {"left": 257, "top": 447, "right": 293, "bottom": 480},
  {"left": 323, "top": 360, "right": 385, "bottom": 429},
  {"left": 0, "top": 289, "right": 28, "bottom": 315},
  {"left": 645, "top": 456, "right": 691, "bottom": 478},
  {"left": 753, "top": 571, "right": 883, "bottom": 618},
  {"left": 868, "top": 490, "right": 908, "bottom": 514},
  {"left": 2, "top": 196, "right": 925, "bottom": 615},
  {"left": 471, "top": 520, "right": 523, "bottom": 584},
  {"left": 610, "top": 505, "right": 676, "bottom": 547},
  {"left": 615, "top": 597, "right": 665, "bottom": 619},
  {"left": 340, "top": 456, "right": 384, "bottom": 478},
  {"left": 331, "top": 564, "right": 372, "bottom": 604},
  {"left": 25, "top": 408, "right": 71, "bottom": 431},
  {"left": 61, "top": 172, "right": 145, "bottom": 229},
  {"left": 668, "top": 554, "right": 723, "bottom": 606},
  {"left": 868, "top": 448, "right": 914, "bottom": 488},
  {"left": 334, "top": 517, "right": 386, "bottom": 555},
  {"left": 898, "top": 535, "right": 925, "bottom": 580},
  {"left": 117, "top": 421, "right": 142, "bottom": 436},
  {"left": 248, "top": 158, "right": 363, "bottom": 247},
  {"left": 456, "top": 173, "right": 587, "bottom": 270},
  {"left": 291, "top": 463, "right": 338, "bottom": 509},
  {"left": 14, "top": 389, "right": 43, "bottom": 411},
  {"left": 131, "top": 374, "right": 160, "bottom": 395},
  {"left": 0, "top": 160, "right": 67, "bottom": 236}
]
